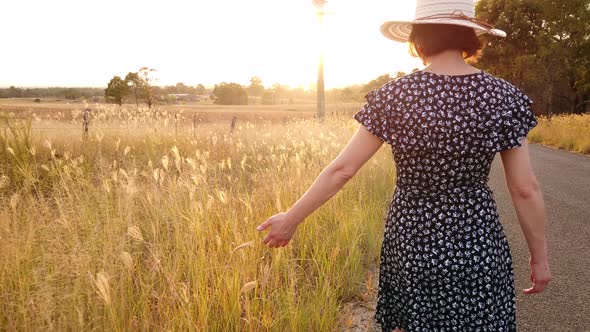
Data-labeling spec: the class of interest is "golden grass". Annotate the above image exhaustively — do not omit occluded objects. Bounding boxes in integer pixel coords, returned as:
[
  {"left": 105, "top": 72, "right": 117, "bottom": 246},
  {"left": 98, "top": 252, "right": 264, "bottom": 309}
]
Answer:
[
  {"left": 0, "top": 107, "right": 394, "bottom": 331},
  {"left": 530, "top": 113, "right": 590, "bottom": 154},
  {"left": 1, "top": 102, "right": 583, "bottom": 329}
]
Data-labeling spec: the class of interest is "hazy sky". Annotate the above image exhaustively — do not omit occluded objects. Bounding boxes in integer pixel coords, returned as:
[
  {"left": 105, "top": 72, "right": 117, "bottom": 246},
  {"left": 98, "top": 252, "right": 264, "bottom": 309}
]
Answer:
[{"left": 1, "top": 0, "right": 423, "bottom": 89}]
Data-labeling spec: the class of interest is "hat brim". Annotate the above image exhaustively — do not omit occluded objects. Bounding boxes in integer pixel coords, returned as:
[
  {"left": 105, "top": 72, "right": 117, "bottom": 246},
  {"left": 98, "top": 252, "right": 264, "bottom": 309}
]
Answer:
[{"left": 380, "top": 19, "right": 507, "bottom": 42}]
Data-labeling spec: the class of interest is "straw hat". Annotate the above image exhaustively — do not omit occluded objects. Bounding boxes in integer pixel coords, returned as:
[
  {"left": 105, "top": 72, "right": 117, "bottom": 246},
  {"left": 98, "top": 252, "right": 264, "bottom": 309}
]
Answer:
[{"left": 380, "top": 0, "right": 507, "bottom": 42}]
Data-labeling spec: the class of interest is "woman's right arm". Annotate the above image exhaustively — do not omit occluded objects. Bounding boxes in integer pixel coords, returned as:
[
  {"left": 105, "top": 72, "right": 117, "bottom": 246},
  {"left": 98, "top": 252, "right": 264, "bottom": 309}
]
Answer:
[
  {"left": 256, "top": 125, "right": 385, "bottom": 248},
  {"left": 500, "top": 138, "right": 553, "bottom": 294}
]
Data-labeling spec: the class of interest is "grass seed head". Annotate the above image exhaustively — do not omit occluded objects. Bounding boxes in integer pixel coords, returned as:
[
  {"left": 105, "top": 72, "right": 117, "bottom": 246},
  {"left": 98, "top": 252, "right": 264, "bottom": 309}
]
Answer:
[
  {"left": 171, "top": 146, "right": 180, "bottom": 159},
  {"left": 231, "top": 241, "right": 254, "bottom": 254},
  {"left": 162, "top": 155, "right": 170, "bottom": 170},
  {"left": 10, "top": 193, "right": 20, "bottom": 211},
  {"left": 217, "top": 190, "right": 227, "bottom": 204},
  {"left": 90, "top": 272, "right": 112, "bottom": 305},
  {"left": 260, "top": 264, "right": 271, "bottom": 289},
  {"left": 119, "top": 251, "right": 134, "bottom": 270},
  {"left": 239, "top": 281, "right": 258, "bottom": 295},
  {"left": 0, "top": 175, "right": 8, "bottom": 189},
  {"left": 127, "top": 226, "right": 144, "bottom": 242},
  {"left": 43, "top": 140, "right": 52, "bottom": 150}
]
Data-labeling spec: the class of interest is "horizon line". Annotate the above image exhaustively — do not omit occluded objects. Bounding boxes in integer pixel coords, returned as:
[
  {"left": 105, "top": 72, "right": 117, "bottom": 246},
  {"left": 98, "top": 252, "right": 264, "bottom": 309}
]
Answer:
[{"left": 0, "top": 81, "right": 375, "bottom": 91}]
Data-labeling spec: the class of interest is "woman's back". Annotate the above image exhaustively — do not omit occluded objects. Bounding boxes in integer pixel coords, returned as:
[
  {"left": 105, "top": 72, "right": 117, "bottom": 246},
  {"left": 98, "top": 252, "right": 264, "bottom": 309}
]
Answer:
[
  {"left": 354, "top": 69, "right": 537, "bottom": 193},
  {"left": 353, "top": 68, "right": 539, "bottom": 331}
]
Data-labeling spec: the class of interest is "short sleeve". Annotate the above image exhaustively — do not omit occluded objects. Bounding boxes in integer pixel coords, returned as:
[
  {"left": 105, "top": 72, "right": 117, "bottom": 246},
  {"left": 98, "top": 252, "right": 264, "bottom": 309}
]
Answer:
[
  {"left": 496, "top": 89, "right": 538, "bottom": 151},
  {"left": 353, "top": 89, "right": 394, "bottom": 145}
]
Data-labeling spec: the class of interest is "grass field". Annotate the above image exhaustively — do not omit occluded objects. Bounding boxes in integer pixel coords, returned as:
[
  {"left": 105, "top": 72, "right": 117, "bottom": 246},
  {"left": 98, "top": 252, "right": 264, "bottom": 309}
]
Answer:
[
  {"left": 0, "top": 105, "right": 394, "bottom": 331},
  {"left": 0, "top": 101, "right": 587, "bottom": 330}
]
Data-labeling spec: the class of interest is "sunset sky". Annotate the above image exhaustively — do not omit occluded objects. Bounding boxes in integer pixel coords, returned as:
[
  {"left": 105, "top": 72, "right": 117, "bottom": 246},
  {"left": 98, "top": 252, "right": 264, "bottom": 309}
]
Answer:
[{"left": 1, "top": 0, "right": 423, "bottom": 89}]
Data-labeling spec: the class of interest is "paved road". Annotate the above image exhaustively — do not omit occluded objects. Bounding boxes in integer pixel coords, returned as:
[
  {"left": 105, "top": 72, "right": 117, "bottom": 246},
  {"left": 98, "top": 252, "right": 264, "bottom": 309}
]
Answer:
[
  {"left": 488, "top": 144, "right": 590, "bottom": 332},
  {"left": 341, "top": 143, "right": 590, "bottom": 332}
]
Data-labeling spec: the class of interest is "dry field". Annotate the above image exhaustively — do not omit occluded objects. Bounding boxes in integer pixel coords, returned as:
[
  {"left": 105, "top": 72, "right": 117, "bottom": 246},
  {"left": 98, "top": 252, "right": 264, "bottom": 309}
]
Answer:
[
  {"left": 0, "top": 99, "right": 363, "bottom": 124},
  {"left": 0, "top": 105, "right": 393, "bottom": 331},
  {"left": 1, "top": 99, "right": 586, "bottom": 154},
  {"left": 529, "top": 113, "right": 590, "bottom": 154},
  {"left": 0, "top": 100, "right": 587, "bottom": 330}
]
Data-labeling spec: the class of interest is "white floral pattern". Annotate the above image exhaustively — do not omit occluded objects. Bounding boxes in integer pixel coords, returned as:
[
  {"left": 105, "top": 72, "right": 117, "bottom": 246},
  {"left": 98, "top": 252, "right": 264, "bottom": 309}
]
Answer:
[{"left": 353, "top": 70, "right": 538, "bottom": 332}]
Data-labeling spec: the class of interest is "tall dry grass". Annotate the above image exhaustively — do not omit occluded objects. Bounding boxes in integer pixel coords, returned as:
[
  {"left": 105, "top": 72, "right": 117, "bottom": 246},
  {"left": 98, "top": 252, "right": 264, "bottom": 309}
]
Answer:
[
  {"left": 530, "top": 113, "right": 590, "bottom": 154},
  {"left": 0, "top": 108, "right": 394, "bottom": 331}
]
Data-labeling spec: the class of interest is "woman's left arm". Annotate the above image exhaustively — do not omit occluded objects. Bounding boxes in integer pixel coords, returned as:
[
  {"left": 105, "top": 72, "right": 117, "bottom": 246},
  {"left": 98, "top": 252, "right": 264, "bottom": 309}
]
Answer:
[{"left": 256, "top": 125, "right": 385, "bottom": 248}]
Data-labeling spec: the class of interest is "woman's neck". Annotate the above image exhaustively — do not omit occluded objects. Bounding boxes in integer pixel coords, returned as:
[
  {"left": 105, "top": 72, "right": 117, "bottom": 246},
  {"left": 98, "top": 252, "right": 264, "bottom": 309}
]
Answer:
[{"left": 423, "top": 50, "right": 479, "bottom": 75}]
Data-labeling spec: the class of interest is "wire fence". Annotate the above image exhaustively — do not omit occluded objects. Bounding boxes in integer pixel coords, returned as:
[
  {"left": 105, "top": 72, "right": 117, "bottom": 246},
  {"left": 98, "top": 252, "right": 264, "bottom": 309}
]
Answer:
[
  {"left": 0, "top": 115, "right": 282, "bottom": 140},
  {"left": 0, "top": 107, "right": 359, "bottom": 143}
]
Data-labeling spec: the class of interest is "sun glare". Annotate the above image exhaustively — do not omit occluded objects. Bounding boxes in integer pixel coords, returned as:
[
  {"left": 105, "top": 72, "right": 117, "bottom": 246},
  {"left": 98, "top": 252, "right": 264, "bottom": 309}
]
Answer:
[{"left": 0, "top": 0, "right": 421, "bottom": 88}]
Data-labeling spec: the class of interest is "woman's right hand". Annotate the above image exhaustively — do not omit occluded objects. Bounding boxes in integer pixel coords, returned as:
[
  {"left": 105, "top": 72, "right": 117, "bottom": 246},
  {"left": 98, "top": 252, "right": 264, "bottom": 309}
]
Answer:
[
  {"left": 523, "top": 256, "right": 552, "bottom": 294},
  {"left": 256, "top": 212, "right": 300, "bottom": 248}
]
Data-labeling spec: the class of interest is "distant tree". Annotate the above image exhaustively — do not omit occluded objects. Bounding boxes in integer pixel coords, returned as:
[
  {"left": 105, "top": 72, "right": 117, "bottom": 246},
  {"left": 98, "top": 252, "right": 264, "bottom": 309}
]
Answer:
[
  {"left": 8, "top": 86, "right": 23, "bottom": 98},
  {"left": 0, "top": 87, "right": 102, "bottom": 99},
  {"left": 247, "top": 76, "right": 265, "bottom": 97},
  {"left": 272, "top": 83, "right": 286, "bottom": 104},
  {"left": 395, "top": 71, "right": 407, "bottom": 78},
  {"left": 175, "top": 82, "right": 190, "bottom": 94},
  {"left": 362, "top": 74, "right": 393, "bottom": 95},
  {"left": 261, "top": 90, "right": 275, "bottom": 105},
  {"left": 211, "top": 82, "right": 248, "bottom": 105},
  {"left": 195, "top": 84, "right": 206, "bottom": 95},
  {"left": 125, "top": 72, "right": 142, "bottom": 107},
  {"left": 138, "top": 67, "right": 158, "bottom": 109},
  {"left": 64, "top": 88, "right": 82, "bottom": 100},
  {"left": 340, "top": 87, "right": 355, "bottom": 102},
  {"left": 105, "top": 76, "right": 128, "bottom": 106},
  {"left": 151, "top": 86, "right": 164, "bottom": 102}
]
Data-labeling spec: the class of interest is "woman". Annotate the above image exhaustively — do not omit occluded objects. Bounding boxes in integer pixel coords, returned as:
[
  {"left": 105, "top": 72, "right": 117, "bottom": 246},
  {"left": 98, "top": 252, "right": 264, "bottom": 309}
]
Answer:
[{"left": 256, "top": 0, "right": 552, "bottom": 330}]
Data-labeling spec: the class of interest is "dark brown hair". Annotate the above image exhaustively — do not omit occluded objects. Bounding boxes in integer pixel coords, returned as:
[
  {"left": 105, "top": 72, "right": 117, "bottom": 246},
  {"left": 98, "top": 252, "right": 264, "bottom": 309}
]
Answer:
[{"left": 408, "top": 24, "right": 484, "bottom": 64}]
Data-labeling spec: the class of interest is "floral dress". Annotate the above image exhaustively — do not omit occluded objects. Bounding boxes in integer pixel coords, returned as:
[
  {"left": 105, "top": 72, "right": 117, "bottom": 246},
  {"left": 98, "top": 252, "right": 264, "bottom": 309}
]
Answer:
[{"left": 353, "top": 70, "right": 538, "bottom": 332}]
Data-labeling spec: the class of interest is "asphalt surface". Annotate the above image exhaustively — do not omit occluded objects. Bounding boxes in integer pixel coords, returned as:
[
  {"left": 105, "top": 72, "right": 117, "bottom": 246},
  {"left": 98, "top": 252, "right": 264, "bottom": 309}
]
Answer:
[
  {"left": 487, "top": 144, "right": 590, "bottom": 332},
  {"left": 341, "top": 143, "right": 590, "bottom": 332}
]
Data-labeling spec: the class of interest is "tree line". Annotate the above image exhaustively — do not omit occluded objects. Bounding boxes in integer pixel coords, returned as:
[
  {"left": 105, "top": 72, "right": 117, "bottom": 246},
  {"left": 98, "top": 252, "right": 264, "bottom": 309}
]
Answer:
[
  {"left": 208, "top": 73, "right": 415, "bottom": 105},
  {"left": 0, "top": 86, "right": 103, "bottom": 100},
  {"left": 476, "top": 0, "right": 589, "bottom": 115},
  {"left": 0, "top": 70, "right": 418, "bottom": 106}
]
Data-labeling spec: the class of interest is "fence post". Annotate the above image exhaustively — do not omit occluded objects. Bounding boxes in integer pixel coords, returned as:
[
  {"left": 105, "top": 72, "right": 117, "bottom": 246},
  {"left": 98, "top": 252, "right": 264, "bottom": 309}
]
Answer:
[
  {"left": 193, "top": 114, "right": 196, "bottom": 139},
  {"left": 82, "top": 108, "right": 90, "bottom": 138},
  {"left": 230, "top": 116, "right": 237, "bottom": 134},
  {"left": 174, "top": 112, "right": 178, "bottom": 137}
]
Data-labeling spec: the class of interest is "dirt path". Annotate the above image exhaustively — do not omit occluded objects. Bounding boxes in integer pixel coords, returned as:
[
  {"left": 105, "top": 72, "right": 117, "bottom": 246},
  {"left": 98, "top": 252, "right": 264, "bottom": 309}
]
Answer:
[
  {"left": 338, "top": 268, "right": 380, "bottom": 332},
  {"left": 339, "top": 144, "right": 590, "bottom": 332}
]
